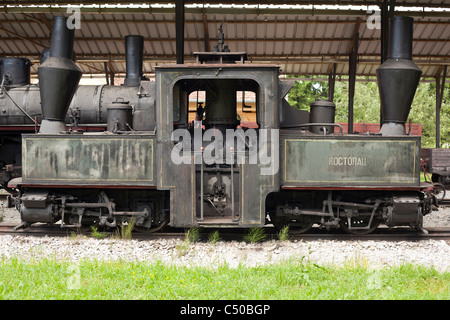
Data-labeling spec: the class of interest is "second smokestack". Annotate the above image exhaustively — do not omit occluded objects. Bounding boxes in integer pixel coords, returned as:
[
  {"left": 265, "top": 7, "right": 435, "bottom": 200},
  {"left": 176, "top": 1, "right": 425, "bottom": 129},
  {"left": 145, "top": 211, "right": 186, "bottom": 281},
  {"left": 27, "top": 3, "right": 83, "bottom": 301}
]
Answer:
[
  {"left": 376, "top": 16, "right": 422, "bottom": 136},
  {"left": 38, "top": 16, "right": 82, "bottom": 134},
  {"left": 123, "top": 35, "right": 145, "bottom": 87}
]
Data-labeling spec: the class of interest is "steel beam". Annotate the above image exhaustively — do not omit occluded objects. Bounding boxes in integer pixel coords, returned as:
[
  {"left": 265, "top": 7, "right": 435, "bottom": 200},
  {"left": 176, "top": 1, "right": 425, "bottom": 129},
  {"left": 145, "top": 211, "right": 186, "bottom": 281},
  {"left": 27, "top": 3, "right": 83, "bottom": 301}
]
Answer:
[
  {"left": 328, "top": 63, "right": 337, "bottom": 102},
  {"left": 0, "top": 1, "right": 448, "bottom": 8},
  {"left": 202, "top": 14, "right": 211, "bottom": 52},
  {"left": 1, "top": 18, "right": 447, "bottom": 26},
  {"left": 0, "top": 6, "right": 449, "bottom": 18},
  {"left": 175, "top": 0, "right": 185, "bottom": 64},
  {"left": 348, "top": 32, "right": 359, "bottom": 134},
  {"left": 435, "top": 65, "right": 447, "bottom": 148}
]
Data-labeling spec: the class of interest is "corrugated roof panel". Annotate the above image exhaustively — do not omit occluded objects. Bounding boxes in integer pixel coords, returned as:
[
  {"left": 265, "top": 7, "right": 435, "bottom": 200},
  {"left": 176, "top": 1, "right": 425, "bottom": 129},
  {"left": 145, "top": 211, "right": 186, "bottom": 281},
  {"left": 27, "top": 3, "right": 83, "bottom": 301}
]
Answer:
[
  {"left": 99, "top": 41, "right": 113, "bottom": 56},
  {"left": 358, "top": 63, "right": 369, "bottom": 75},
  {"left": 281, "top": 42, "right": 292, "bottom": 56},
  {"left": 161, "top": 21, "right": 174, "bottom": 39},
  {"left": 161, "top": 41, "right": 173, "bottom": 55},
  {"left": 0, "top": 9, "right": 447, "bottom": 79},
  {"left": 427, "top": 65, "right": 441, "bottom": 77},
  {"left": 7, "top": 41, "right": 23, "bottom": 56},
  {"left": 424, "top": 41, "right": 446, "bottom": 56},
  {"left": 246, "top": 41, "right": 258, "bottom": 56},
  {"left": 313, "top": 63, "right": 325, "bottom": 74},
  {"left": 288, "top": 64, "right": 298, "bottom": 75},
  {"left": 435, "top": 42, "right": 449, "bottom": 56},
  {"left": 284, "top": 21, "right": 297, "bottom": 39},
  {"left": 283, "top": 40, "right": 294, "bottom": 56},
  {"left": 421, "top": 65, "right": 434, "bottom": 78},
  {"left": 363, "top": 39, "right": 380, "bottom": 57},
  {"left": 108, "top": 21, "right": 125, "bottom": 38},
  {"left": 414, "top": 41, "right": 429, "bottom": 56},
  {"left": 303, "top": 22, "right": 316, "bottom": 39}
]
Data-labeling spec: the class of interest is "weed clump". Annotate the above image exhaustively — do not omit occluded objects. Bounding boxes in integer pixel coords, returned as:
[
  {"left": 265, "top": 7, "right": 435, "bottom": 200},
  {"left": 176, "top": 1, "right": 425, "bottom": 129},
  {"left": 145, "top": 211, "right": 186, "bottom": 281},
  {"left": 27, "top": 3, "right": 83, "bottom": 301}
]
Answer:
[{"left": 243, "top": 227, "right": 267, "bottom": 243}]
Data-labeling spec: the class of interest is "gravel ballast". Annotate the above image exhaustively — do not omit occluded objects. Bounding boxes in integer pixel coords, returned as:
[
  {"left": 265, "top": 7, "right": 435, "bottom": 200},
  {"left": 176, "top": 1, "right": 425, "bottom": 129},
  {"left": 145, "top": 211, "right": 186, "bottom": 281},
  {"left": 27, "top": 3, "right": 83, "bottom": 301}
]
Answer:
[
  {"left": 0, "top": 235, "right": 449, "bottom": 272},
  {"left": 1, "top": 198, "right": 450, "bottom": 272}
]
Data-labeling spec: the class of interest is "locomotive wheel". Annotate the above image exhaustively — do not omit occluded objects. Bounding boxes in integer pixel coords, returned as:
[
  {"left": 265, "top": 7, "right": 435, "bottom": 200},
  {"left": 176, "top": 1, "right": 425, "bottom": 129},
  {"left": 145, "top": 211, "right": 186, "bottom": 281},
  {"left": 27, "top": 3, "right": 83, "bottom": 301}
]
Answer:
[
  {"left": 433, "top": 183, "right": 446, "bottom": 202},
  {"left": 4, "top": 186, "right": 18, "bottom": 196},
  {"left": 286, "top": 222, "right": 314, "bottom": 234},
  {"left": 339, "top": 216, "right": 381, "bottom": 234},
  {"left": 134, "top": 218, "right": 169, "bottom": 233},
  {"left": 270, "top": 214, "right": 314, "bottom": 234}
]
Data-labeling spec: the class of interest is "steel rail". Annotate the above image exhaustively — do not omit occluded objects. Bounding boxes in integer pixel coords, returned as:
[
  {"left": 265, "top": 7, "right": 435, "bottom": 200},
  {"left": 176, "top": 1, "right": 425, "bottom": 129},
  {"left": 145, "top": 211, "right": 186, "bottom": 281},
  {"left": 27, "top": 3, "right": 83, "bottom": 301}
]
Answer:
[{"left": 0, "top": 223, "right": 449, "bottom": 241}]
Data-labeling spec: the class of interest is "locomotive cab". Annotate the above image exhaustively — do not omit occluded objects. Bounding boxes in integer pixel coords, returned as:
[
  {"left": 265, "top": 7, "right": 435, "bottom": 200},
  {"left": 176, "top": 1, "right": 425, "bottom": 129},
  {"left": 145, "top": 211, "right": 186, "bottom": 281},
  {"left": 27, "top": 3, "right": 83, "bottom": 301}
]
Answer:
[{"left": 156, "top": 62, "right": 281, "bottom": 228}]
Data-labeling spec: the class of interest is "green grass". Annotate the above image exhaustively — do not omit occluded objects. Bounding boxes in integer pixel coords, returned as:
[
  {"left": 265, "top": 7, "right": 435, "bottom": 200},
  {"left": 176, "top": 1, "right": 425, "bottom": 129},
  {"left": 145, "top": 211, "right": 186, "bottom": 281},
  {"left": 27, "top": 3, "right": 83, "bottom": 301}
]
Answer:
[
  {"left": 277, "top": 225, "right": 291, "bottom": 241},
  {"left": 0, "top": 258, "right": 448, "bottom": 300},
  {"left": 207, "top": 230, "right": 222, "bottom": 244},
  {"left": 243, "top": 227, "right": 267, "bottom": 243},
  {"left": 185, "top": 227, "right": 201, "bottom": 243},
  {"left": 90, "top": 226, "right": 108, "bottom": 240}
]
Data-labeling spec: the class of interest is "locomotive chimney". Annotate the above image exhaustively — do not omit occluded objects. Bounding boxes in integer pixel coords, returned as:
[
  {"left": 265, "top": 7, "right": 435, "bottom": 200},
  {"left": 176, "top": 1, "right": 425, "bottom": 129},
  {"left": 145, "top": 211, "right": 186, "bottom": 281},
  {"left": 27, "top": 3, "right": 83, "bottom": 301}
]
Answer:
[
  {"left": 376, "top": 16, "right": 422, "bottom": 136},
  {"left": 38, "top": 16, "right": 82, "bottom": 134},
  {"left": 123, "top": 35, "right": 144, "bottom": 87},
  {"left": 39, "top": 48, "right": 50, "bottom": 65}
]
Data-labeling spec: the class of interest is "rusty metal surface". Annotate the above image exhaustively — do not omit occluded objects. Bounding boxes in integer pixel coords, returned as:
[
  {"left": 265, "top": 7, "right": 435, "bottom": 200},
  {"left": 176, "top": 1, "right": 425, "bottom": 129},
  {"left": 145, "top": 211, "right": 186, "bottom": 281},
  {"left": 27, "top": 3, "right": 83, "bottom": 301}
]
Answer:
[
  {"left": 22, "top": 133, "right": 156, "bottom": 186},
  {"left": 429, "top": 148, "right": 450, "bottom": 175}
]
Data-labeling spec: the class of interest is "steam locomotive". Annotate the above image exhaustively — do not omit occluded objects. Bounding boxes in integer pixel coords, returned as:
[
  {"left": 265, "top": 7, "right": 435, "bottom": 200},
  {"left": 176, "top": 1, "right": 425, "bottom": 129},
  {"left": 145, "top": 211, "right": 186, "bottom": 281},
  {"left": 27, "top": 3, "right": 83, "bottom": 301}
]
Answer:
[{"left": 2, "top": 15, "right": 436, "bottom": 234}]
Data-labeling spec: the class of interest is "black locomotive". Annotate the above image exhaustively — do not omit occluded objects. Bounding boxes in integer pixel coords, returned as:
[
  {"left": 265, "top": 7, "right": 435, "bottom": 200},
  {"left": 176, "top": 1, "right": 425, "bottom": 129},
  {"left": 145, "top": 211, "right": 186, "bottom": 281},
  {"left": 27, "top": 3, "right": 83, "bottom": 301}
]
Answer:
[{"left": 3, "top": 15, "right": 437, "bottom": 234}]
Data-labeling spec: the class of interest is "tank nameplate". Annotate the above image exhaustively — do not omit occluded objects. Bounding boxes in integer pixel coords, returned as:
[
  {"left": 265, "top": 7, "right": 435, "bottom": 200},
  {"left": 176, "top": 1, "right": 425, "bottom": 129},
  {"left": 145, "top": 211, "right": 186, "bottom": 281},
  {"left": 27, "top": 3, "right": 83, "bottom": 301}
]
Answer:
[
  {"left": 282, "top": 136, "right": 420, "bottom": 186},
  {"left": 22, "top": 134, "right": 155, "bottom": 186}
]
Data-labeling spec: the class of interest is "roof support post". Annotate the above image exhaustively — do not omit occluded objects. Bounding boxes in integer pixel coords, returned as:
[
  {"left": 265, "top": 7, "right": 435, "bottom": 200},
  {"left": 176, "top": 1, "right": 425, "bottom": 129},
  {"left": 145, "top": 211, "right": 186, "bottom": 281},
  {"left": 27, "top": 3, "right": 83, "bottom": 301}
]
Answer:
[
  {"left": 107, "top": 61, "right": 115, "bottom": 85},
  {"left": 328, "top": 63, "right": 337, "bottom": 102},
  {"left": 202, "top": 13, "right": 211, "bottom": 52},
  {"left": 379, "top": 0, "right": 395, "bottom": 126},
  {"left": 435, "top": 65, "right": 447, "bottom": 148},
  {"left": 175, "top": 0, "right": 185, "bottom": 64},
  {"left": 380, "top": 1, "right": 389, "bottom": 64},
  {"left": 380, "top": 0, "right": 396, "bottom": 64},
  {"left": 103, "top": 62, "right": 110, "bottom": 85},
  {"left": 348, "top": 33, "right": 358, "bottom": 134}
]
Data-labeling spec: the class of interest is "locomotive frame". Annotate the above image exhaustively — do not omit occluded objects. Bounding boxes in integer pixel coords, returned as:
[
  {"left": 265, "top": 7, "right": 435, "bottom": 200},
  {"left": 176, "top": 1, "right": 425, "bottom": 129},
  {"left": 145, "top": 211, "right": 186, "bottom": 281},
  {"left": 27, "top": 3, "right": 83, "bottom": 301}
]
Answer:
[{"left": 3, "top": 15, "right": 439, "bottom": 235}]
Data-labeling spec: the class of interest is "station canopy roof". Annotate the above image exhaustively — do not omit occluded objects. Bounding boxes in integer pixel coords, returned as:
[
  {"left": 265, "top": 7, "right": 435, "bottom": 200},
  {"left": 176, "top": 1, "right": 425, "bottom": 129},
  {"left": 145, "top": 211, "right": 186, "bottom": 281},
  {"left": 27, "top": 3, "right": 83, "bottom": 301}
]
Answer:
[{"left": 0, "top": 1, "right": 448, "bottom": 80}]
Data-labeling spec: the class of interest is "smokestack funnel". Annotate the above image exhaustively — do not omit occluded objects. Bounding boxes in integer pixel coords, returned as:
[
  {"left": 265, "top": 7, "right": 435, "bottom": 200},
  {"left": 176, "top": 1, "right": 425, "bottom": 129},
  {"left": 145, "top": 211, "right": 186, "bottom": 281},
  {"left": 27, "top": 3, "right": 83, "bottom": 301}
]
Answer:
[
  {"left": 123, "top": 35, "right": 144, "bottom": 87},
  {"left": 38, "top": 16, "right": 82, "bottom": 134},
  {"left": 376, "top": 16, "right": 422, "bottom": 136},
  {"left": 40, "top": 48, "right": 50, "bottom": 65}
]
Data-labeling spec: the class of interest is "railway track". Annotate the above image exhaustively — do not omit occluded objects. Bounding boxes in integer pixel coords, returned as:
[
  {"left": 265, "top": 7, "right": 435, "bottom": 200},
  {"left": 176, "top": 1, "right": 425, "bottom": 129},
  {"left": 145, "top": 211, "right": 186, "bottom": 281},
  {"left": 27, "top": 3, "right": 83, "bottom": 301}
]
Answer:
[
  {"left": 0, "top": 193, "right": 9, "bottom": 200},
  {"left": 438, "top": 199, "right": 450, "bottom": 207},
  {"left": 0, "top": 223, "right": 449, "bottom": 241}
]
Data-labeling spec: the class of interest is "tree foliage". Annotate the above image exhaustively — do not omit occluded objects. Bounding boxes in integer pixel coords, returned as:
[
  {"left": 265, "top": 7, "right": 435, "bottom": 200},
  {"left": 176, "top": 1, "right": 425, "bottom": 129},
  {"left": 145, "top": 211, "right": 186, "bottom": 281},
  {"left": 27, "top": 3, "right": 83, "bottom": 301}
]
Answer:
[
  {"left": 286, "top": 77, "right": 328, "bottom": 110},
  {"left": 286, "top": 76, "right": 449, "bottom": 148}
]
